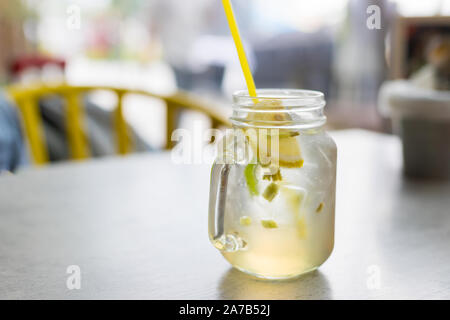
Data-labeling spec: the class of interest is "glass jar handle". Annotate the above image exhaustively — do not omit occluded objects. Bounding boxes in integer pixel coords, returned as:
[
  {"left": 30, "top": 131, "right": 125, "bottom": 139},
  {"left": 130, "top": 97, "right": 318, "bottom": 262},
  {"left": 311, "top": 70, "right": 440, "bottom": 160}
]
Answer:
[{"left": 208, "top": 162, "right": 244, "bottom": 252}]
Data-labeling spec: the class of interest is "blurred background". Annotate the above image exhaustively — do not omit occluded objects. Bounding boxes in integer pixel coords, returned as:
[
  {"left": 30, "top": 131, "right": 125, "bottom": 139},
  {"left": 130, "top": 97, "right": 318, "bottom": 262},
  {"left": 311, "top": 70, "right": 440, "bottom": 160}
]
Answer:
[{"left": 0, "top": 0, "right": 449, "bottom": 174}]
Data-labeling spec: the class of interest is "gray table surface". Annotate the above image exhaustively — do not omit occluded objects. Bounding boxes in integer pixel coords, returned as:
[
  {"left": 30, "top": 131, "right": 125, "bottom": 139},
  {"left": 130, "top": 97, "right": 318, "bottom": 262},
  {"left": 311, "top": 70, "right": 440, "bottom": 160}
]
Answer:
[{"left": 1, "top": 129, "right": 449, "bottom": 300}]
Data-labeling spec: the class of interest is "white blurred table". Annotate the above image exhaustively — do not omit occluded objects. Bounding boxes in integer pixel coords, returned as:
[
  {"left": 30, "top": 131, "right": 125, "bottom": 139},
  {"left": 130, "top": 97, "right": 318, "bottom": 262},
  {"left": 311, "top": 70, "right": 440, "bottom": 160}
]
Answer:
[{"left": 1, "top": 130, "right": 450, "bottom": 299}]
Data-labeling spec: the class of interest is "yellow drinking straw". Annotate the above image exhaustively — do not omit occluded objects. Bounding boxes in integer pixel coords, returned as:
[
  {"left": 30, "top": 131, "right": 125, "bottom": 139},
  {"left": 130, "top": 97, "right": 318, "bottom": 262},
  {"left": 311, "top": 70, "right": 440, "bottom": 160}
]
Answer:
[{"left": 222, "top": 0, "right": 257, "bottom": 98}]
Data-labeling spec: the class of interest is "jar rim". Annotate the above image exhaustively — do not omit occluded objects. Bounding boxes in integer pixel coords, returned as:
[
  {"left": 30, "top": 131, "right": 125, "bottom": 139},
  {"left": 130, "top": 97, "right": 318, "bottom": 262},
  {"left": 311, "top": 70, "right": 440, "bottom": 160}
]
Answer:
[
  {"left": 233, "top": 88, "right": 324, "bottom": 103},
  {"left": 231, "top": 89, "right": 327, "bottom": 129}
]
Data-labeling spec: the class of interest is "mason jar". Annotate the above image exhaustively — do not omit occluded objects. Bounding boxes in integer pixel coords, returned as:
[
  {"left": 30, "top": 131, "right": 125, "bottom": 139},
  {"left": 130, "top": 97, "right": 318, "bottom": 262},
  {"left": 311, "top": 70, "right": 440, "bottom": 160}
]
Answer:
[{"left": 209, "top": 89, "right": 337, "bottom": 279}]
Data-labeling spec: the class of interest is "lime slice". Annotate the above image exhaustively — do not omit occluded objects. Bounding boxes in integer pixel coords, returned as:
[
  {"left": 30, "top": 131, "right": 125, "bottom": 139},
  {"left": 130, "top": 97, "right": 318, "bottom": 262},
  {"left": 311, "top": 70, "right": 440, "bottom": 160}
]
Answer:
[{"left": 244, "top": 163, "right": 259, "bottom": 196}]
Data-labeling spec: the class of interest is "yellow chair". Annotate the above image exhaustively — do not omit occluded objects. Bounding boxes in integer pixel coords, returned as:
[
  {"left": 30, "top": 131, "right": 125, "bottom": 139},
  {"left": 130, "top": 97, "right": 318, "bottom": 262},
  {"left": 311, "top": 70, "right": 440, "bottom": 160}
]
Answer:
[{"left": 6, "top": 84, "right": 230, "bottom": 165}]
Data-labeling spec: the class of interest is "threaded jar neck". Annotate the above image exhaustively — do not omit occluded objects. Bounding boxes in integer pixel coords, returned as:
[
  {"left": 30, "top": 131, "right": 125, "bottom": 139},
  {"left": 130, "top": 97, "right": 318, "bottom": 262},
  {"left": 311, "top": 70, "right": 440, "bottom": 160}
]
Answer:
[{"left": 231, "top": 89, "right": 326, "bottom": 129}]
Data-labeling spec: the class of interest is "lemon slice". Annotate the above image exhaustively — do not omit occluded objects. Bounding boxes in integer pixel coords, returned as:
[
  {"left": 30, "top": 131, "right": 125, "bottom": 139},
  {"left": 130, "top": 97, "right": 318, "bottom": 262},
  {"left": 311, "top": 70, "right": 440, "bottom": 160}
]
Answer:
[
  {"left": 247, "top": 99, "right": 288, "bottom": 126},
  {"left": 245, "top": 99, "right": 303, "bottom": 169},
  {"left": 278, "top": 136, "right": 304, "bottom": 168},
  {"left": 246, "top": 130, "right": 303, "bottom": 169}
]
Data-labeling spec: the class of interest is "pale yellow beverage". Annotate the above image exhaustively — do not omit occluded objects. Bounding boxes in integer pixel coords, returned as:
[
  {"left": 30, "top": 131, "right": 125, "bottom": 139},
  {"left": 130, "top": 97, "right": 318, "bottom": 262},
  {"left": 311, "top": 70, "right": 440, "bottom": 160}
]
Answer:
[{"left": 222, "top": 132, "right": 336, "bottom": 279}]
